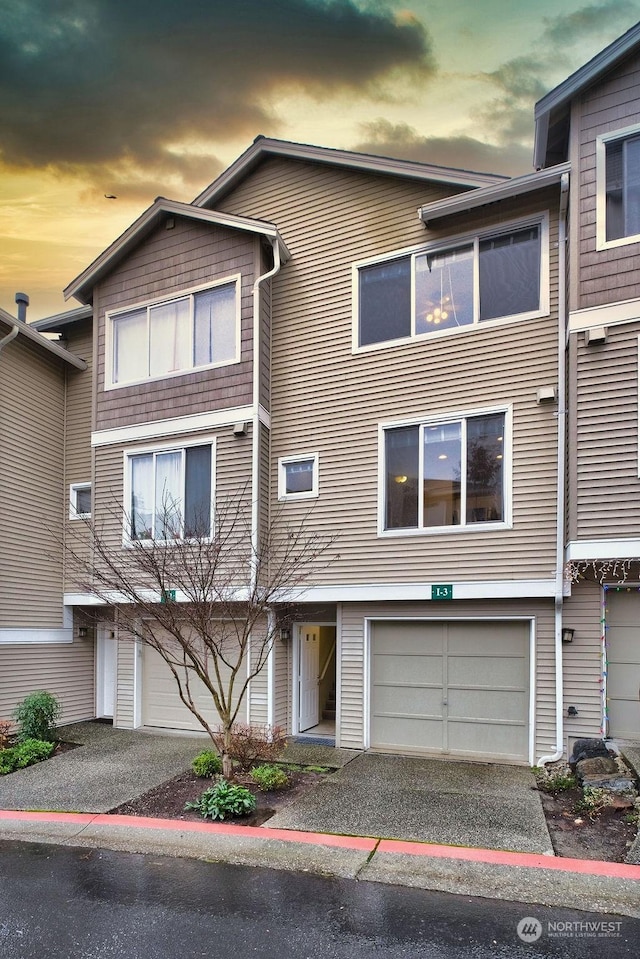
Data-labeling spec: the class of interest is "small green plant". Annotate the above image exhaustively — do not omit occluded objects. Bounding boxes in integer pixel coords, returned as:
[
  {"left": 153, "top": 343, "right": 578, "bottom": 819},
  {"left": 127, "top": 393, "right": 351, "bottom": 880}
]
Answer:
[
  {"left": 12, "top": 691, "right": 62, "bottom": 743},
  {"left": 191, "top": 750, "right": 222, "bottom": 778},
  {"left": 533, "top": 766, "right": 577, "bottom": 795},
  {"left": 185, "top": 779, "right": 257, "bottom": 821},
  {"left": 250, "top": 764, "right": 289, "bottom": 791},
  {"left": 0, "top": 739, "right": 54, "bottom": 775},
  {"left": 575, "top": 786, "right": 614, "bottom": 819}
]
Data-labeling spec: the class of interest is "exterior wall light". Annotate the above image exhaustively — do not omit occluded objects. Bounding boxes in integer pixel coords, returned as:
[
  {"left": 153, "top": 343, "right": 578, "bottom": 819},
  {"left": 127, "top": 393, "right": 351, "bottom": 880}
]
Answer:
[{"left": 562, "top": 627, "right": 575, "bottom": 644}]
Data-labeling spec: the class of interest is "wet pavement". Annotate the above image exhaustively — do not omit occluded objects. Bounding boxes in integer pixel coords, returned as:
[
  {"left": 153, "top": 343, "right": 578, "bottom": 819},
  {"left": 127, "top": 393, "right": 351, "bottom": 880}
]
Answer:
[{"left": 2, "top": 840, "right": 639, "bottom": 959}]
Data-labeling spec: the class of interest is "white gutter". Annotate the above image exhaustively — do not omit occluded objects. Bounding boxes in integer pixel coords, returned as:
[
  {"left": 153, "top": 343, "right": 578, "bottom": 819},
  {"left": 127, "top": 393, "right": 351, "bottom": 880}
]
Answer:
[
  {"left": 0, "top": 323, "right": 19, "bottom": 354},
  {"left": 538, "top": 170, "right": 570, "bottom": 766},
  {"left": 250, "top": 237, "right": 282, "bottom": 589}
]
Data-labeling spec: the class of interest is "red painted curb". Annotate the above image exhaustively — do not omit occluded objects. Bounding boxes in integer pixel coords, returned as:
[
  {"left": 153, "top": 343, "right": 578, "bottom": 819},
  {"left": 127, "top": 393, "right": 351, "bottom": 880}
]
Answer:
[
  {"left": 93, "top": 814, "right": 378, "bottom": 850},
  {"left": 377, "top": 838, "right": 640, "bottom": 880},
  {"left": 2, "top": 810, "right": 639, "bottom": 879},
  {"left": 0, "top": 810, "right": 95, "bottom": 825}
]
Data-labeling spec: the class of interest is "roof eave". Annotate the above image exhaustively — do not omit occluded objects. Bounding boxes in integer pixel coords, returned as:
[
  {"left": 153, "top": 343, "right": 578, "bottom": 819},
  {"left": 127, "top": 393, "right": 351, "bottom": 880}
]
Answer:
[
  {"left": 0, "top": 311, "right": 87, "bottom": 370},
  {"left": 64, "top": 197, "right": 290, "bottom": 304},
  {"left": 418, "top": 162, "right": 571, "bottom": 225},
  {"left": 193, "top": 137, "right": 507, "bottom": 209},
  {"left": 31, "top": 305, "right": 93, "bottom": 334},
  {"left": 534, "top": 22, "right": 640, "bottom": 168}
]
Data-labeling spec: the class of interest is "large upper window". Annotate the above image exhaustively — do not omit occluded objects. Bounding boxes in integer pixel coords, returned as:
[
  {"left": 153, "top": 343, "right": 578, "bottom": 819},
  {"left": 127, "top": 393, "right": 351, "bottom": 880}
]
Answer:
[
  {"left": 382, "top": 411, "right": 508, "bottom": 533},
  {"left": 600, "top": 131, "right": 640, "bottom": 245},
  {"left": 109, "top": 279, "right": 239, "bottom": 387},
  {"left": 127, "top": 442, "right": 214, "bottom": 541},
  {"left": 357, "top": 222, "right": 544, "bottom": 349}
]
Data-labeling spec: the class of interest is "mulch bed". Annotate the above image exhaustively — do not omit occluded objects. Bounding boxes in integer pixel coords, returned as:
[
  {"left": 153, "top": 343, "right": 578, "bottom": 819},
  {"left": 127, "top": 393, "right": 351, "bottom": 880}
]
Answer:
[
  {"left": 539, "top": 787, "right": 637, "bottom": 861},
  {"left": 108, "top": 767, "right": 328, "bottom": 827}
]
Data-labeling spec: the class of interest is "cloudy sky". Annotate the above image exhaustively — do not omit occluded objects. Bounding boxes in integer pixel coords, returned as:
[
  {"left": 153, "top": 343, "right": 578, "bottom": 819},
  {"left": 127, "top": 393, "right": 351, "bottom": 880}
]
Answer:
[{"left": 1, "top": 0, "right": 639, "bottom": 320}]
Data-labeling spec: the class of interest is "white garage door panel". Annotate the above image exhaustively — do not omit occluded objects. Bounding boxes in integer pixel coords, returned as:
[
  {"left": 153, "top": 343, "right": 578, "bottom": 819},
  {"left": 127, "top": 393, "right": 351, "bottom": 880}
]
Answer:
[
  {"left": 370, "top": 715, "right": 443, "bottom": 752},
  {"left": 143, "top": 642, "right": 246, "bottom": 732},
  {"left": 606, "top": 593, "right": 640, "bottom": 740},
  {"left": 370, "top": 620, "right": 530, "bottom": 762},
  {"left": 447, "top": 720, "right": 527, "bottom": 759}
]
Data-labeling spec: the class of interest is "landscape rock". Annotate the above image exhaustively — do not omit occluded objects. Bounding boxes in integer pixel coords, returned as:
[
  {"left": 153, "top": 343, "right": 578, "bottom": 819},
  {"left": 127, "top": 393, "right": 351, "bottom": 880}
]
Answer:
[
  {"left": 575, "top": 756, "right": 619, "bottom": 783},
  {"left": 569, "top": 738, "right": 611, "bottom": 768}
]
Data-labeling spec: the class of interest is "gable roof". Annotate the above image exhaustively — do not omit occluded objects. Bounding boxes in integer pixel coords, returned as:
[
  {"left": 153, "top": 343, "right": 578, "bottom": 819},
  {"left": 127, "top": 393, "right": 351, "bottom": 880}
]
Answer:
[
  {"left": 0, "top": 308, "right": 87, "bottom": 370},
  {"left": 193, "top": 136, "right": 506, "bottom": 209},
  {"left": 64, "top": 198, "right": 290, "bottom": 305},
  {"left": 534, "top": 22, "right": 640, "bottom": 169}
]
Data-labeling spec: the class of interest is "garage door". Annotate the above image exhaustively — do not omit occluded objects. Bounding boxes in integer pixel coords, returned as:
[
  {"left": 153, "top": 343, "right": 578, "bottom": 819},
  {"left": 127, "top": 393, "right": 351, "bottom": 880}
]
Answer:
[
  {"left": 143, "top": 642, "right": 246, "bottom": 732},
  {"left": 606, "top": 592, "right": 640, "bottom": 740},
  {"left": 370, "top": 620, "right": 530, "bottom": 762}
]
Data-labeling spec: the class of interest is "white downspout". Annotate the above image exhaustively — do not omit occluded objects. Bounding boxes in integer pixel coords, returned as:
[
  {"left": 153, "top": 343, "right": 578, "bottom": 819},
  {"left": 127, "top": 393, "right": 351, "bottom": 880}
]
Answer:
[
  {"left": 0, "top": 324, "right": 19, "bottom": 355},
  {"left": 250, "top": 237, "right": 282, "bottom": 590},
  {"left": 539, "top": 170, "right": 570, "bottom": 766}
]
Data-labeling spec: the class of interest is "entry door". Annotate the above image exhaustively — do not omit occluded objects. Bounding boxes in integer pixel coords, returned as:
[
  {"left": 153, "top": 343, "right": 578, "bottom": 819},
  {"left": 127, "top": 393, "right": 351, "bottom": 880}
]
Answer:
[
  {"left": 97, "top": 631, "right": 117, "bottom": 719},
  {"left": 298, "top": 626, "right": 320, "bottom": 732}
]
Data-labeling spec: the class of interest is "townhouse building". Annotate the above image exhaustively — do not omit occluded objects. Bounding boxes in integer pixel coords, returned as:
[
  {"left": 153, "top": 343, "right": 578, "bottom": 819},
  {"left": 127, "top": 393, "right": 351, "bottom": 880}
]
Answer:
[{"left": 2, "top": 23, "right": 637, "bottom": 761}]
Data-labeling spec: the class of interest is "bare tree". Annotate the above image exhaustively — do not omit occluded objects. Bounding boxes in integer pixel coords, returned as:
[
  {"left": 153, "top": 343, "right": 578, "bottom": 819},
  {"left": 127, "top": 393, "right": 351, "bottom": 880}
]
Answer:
[{"left": 64, "top": 489, "right": 335, "bottom": 777}]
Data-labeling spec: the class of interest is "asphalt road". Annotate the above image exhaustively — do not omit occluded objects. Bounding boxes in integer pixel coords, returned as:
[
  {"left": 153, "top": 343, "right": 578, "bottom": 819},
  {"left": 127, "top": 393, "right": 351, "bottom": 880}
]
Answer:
[{"left": 0, "top": 840, "right": 638, "bottom": 958}]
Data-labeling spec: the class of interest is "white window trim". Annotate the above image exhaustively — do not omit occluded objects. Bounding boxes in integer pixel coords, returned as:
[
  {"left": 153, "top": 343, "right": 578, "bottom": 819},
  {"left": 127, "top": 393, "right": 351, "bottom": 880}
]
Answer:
[
  {"left": 122, "top": 435, "right": 217, "bottom": 546},
  {"left": 278, "top": 452, "right": 319, "bottom": 501},
  {"left": 105, "top": 275, "right": 241, "bottom": 391},
  {"left": 377, "top": 404, "right": 513, "bottom": 537},
  {"left": 69, "top": 482, "right": 92, "bottom": 520},
  {"left": 352, "top": 214, "right": 549, "bottom": 354},
  {"left": 596, "top": 123, "right": 640, "bottom": 251}
]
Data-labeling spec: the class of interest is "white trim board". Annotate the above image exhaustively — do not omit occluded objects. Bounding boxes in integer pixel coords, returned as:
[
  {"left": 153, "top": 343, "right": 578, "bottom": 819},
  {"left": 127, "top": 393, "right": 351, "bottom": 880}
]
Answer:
[
  {"left": 92, "top": 406, "right": 254, "bottom": 447},
  {"left": 0, "top": 628, "right": 73, "bottom": 645},
  {"left": 566, "top": 539, "right": 640, "bottom": 561},
  {"left": 569, "top": 298, "right": 640, "bottom": 333}
]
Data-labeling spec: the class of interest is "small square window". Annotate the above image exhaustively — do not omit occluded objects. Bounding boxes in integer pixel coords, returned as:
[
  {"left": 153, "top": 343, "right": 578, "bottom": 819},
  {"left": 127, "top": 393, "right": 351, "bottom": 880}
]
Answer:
[
  {"left": 278, "top": 454, "right": 319, "bottom": 501},
  {"left": 70, "top": 483, "right": 91, "bottom": 519}
]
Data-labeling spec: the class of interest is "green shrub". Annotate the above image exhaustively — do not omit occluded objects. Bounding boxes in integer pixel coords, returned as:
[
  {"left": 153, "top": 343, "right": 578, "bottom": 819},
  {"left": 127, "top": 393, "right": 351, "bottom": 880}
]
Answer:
[
  {"left": 191, "top": 750, "right": 222, "bottom": 778},
  {"left": 0, "top": 739, "right": 54, "bottom": 775},
  {"left": 250, "top": 764, "right": 289, "bottom": 791},
  {"left": 185, "top": 779, "right": 256, "bottom": 820},
  {"left": 576, "top": 786, "right": 614, "bottom": 819},
  {"left": 12, "top": 691, "right": 62, "bottom": 743}
]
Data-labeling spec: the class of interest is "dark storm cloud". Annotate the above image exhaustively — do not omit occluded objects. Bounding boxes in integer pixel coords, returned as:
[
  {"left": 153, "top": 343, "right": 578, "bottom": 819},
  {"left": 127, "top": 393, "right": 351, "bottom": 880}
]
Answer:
[
  {"left": 355, "top": 119, "right": 532, "bottom": 176},
  {"left": 0, "top": 0, "right": 433, "bottom": 173},
  {"left": 479, "top": 1, "right": 639, "bottom": 147}
]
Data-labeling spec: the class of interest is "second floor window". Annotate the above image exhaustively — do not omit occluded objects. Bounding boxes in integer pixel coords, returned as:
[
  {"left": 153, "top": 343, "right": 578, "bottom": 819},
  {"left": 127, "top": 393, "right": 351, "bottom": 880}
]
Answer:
[
  {"left": 383, "top": 411, "right": 507, "bottom": 532},
  {"left": 357, "top": 222, "right": 543, "bottom": 349},
  {"left": 605, "top": 133, "right": 640, "bottom": 242},
  {"left": 110, "top": 280, "right": 239, "bottom": 387},
  {"left": 128, "top": 443, "right": 213, "bottom": 541}
]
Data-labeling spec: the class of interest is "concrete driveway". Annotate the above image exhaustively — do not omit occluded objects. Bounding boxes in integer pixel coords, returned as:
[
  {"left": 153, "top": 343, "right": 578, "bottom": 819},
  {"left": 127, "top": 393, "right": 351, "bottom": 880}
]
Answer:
[
  {"left": 267, "top": 752, "right": 554, "bottom": 854},
  {"left": 0, "top": 721, "right": 208, "bottom": 813},
  {"left": 0, "top": 722, "right": 553, "bottom": 855}
]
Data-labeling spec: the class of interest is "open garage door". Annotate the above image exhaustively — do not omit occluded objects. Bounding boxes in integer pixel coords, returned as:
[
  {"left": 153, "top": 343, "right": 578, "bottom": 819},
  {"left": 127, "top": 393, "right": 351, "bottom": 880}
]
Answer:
[{"left": 369, "top": 620, "right": 530, "bottom": 762}]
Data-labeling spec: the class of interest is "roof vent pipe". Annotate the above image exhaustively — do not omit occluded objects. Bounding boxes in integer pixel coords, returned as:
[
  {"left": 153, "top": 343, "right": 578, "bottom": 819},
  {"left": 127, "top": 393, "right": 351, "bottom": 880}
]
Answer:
[{"left": 15, "top": 292, "right": 29, "bottom": 322}]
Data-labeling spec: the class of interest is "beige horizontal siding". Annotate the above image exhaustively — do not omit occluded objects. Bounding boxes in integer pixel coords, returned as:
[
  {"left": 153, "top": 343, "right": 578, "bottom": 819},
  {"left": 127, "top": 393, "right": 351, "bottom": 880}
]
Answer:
[
  {"left": 114, "top": 635, "right": 135, "bottom": 728},
  {"left": 0, "top": 636, "right": 95, "bottom": 724},
  {"left": 0, "top": 336, "right": 65, "bottom": 627},
  {"left": 562, "top": 581, "right": 604, "bottom": 744},
  {"left": 573, "top": 322, "right": 640, "bottom": 538},
  {"left": 575, "top": 51, "right": 640, "bottom": 309},
  {"left": 217, "top": 159, "right": 560, "bottom": 585},
  {"left": 339, "top": 598, "right": 557, "bottom": 762},
  {"left": 94, "top": 219, "right": 258, "bottom": 431},
  {"left": 63, "top": 320, "right": 94, "bottom": 584}
]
